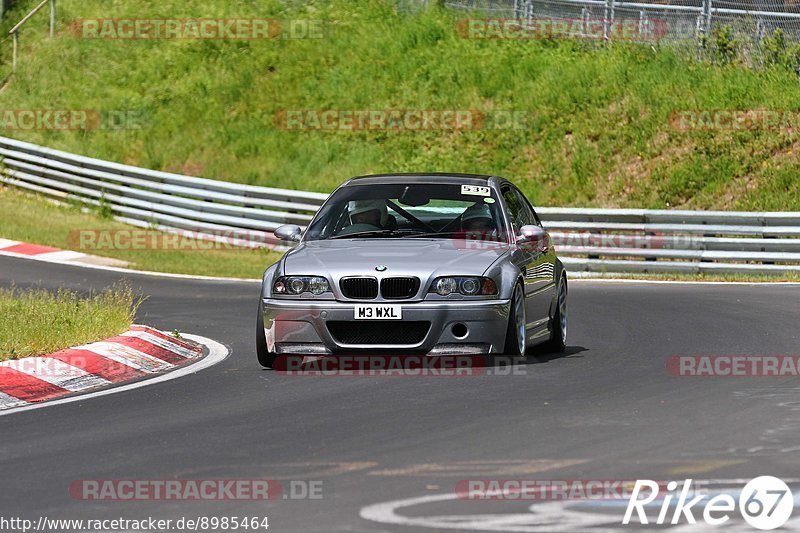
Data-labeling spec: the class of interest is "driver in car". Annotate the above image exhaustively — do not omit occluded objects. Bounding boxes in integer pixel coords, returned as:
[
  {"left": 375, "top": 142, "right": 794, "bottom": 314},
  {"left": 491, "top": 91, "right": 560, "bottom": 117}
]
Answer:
[
  {"left": 347, "top": 199, "right": 389, "bottom": 230},
  {"left": 338, "top": 200, "right": 390, "bottom": 235},
  {"left": 461, "top": 203, "right": 496, "bottom": 233}
]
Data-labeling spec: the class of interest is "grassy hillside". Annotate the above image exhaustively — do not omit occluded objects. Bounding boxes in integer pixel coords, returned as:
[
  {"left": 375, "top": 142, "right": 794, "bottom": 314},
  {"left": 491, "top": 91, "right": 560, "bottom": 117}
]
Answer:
[{"left": 0, "top": 0, "right": 799, "bottom": 210}]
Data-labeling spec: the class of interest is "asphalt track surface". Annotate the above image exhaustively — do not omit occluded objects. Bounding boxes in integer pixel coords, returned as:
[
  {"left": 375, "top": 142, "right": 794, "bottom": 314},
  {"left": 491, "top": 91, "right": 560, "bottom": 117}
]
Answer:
[{"left": 1, "top": 253, "right": 800, "bottom": 532}]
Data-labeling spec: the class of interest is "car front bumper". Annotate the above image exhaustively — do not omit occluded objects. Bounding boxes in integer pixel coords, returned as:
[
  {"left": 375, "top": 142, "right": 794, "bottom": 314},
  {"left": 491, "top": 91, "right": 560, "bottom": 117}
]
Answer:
[{"left": 261, "top": 298, "right": 511, "bottom": 355}]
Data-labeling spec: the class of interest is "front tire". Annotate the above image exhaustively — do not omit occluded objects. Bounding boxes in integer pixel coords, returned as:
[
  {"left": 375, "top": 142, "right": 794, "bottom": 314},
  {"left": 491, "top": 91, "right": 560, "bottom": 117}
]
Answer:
[
  {"left": 256, "top": 304, "right": 278, "bottom": 368},
  {"left": 503, "top": 282, "right": 527, "bottom": 361},
  {"left": 543, "top": 275, "right": 567, "bottom": 353}
]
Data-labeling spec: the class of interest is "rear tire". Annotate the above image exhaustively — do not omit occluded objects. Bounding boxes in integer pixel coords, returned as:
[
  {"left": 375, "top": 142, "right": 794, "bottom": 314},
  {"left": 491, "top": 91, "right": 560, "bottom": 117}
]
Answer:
[
  {"left": 256, "top": 304, "right": 278, "bottom": 369},
  {"left": 542, "top": 275, "right": 567, "bottom": 353},
  {"left": 503, "top": 282, "right": 527, "bottom": 361}
]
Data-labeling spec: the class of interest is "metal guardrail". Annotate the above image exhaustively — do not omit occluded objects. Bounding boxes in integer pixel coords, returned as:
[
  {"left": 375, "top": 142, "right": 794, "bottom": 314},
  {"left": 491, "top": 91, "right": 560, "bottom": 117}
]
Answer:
[
  {"left": 542, "top": 212, "right": 800, "bottom": 274},
  {"left": 0, "top": 135, "right": 327, "bottom": 247},
  {"left": 1, "top": 134, "right": 799, "bottom": 275}
]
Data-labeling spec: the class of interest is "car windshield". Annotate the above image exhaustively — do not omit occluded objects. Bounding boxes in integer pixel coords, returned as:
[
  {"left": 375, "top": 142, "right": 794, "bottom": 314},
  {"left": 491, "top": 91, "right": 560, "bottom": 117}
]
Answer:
[{"left": 304, "top": 182, "right": 508, "bottom": 242}]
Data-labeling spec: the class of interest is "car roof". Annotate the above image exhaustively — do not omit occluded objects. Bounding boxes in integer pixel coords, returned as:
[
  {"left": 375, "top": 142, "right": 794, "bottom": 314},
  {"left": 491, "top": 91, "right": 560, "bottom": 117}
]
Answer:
[{"left": 342, "top": 173, "right": 502, "bottom": 187}]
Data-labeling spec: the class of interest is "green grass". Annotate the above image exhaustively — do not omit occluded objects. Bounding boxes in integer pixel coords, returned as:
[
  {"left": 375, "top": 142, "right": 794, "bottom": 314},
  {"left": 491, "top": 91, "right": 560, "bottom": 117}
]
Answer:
[
  {"left": 0, "top": 284, "right": 141, "bottom": 360},
  {"left": 0, "top": 1, "right": 797, "bottom": 211},
  {"left": 0, "top": 186, "right": 282, "bottom": 278}
]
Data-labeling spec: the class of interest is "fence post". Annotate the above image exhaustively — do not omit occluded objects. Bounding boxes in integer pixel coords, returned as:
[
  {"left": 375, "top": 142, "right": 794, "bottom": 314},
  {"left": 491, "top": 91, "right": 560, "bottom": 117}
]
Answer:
[
  {"left": 8, "top": 0, "right": 57, "bottom": 75},
  {"left": 754, "top": 17, "right": 763, "bottom": 46},
  {"left": 603, "top": 0, "right": 614, "bottom": 41},
  {"left": 12, "top": 30, "right": 17, "bottom": 72},
  {"left": 581, "top": 7, "right": 588, "bottom": 36},
  {"left": 639, "top": 10, "right": 645, "bottom": 37},
  {"left": 697, "top": 0, "right": 712, "bottom": 59}
]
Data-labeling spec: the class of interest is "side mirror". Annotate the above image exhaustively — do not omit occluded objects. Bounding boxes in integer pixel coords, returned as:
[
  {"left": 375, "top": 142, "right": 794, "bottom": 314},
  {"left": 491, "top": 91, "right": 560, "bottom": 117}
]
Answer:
[
  {"left": 274, "top": 224, "right": 302, "bottom": 243},
  {"left": 517, "top": 225, "right": 549, "bottom": 253}
]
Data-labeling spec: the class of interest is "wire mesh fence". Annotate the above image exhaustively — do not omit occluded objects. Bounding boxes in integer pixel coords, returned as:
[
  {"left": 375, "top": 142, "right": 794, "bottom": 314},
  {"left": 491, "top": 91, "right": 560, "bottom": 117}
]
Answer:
[{"left": 431, "top": 0, "right": 800, "bottom": 66}]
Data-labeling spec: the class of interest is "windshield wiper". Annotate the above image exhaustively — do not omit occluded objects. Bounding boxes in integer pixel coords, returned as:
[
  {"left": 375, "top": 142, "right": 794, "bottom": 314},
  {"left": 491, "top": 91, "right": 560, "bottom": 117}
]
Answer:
[
  {"left": 407, "top": 231, "right": 508, "bottom": 243},
  {"left": 330, "top": 229, "right": 426, "bottom": 239},
  {"left": 406, "top": 231, "right": 458, "bottom": 238}
]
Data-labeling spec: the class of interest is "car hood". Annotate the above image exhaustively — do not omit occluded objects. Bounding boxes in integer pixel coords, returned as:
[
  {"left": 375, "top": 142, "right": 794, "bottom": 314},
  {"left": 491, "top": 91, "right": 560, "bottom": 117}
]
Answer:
[{"left": 284, "top": 239, "right": 509, "bottom": 279}]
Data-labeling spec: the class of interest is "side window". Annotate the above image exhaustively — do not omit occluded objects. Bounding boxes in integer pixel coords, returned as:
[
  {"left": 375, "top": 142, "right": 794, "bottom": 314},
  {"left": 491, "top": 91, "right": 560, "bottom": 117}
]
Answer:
[
  {"left": 502, "top": 187, "right": 525, "bottom": 234},
  {"left": 513, "top": 188, "right": 540, "bottom": 227}
]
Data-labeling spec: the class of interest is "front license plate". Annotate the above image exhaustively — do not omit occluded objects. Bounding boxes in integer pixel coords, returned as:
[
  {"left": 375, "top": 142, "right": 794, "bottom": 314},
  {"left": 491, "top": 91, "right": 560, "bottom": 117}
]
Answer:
[{"left": 354, "top": 304, "right": 402, "bottom": 320}]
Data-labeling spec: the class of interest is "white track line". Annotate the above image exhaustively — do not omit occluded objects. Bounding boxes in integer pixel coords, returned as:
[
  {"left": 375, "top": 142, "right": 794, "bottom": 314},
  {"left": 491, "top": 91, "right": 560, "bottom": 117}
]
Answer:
[
  {"left": 360, "top": 479, "right": 800, "bottom": 532},
  {"left": 35, "top": 250, "right": 88, "bottom": 261},
  {"left": 0, "top": 334, "right": 229, "bottom": 418},
  {"left": 0, "top": 249, "right": 260, "bottom": 282}
]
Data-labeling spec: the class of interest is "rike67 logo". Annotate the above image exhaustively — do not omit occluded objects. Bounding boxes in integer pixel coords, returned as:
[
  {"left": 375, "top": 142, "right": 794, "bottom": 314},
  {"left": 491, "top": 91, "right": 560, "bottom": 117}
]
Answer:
[{"left": 623, "top": 477, "right": 793, "bottom": 530}]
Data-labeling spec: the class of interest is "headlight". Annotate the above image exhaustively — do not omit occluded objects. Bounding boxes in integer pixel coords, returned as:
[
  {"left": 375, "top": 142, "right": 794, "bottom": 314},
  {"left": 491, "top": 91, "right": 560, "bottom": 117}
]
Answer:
[
  {"left": 273, "top": 276, "right": 330, "bottom": 295},
  {"left": 434, "top": 277, "right": 459, "bottom": 296},
  {"left": 430, "top": 277, "right": 498, "bottom": 296},
  {"left": 460, "top": 278, "right": 480, "bottom": 295},
  {"left": 307, "top": 277, "right": 328, "bottom": 295}
]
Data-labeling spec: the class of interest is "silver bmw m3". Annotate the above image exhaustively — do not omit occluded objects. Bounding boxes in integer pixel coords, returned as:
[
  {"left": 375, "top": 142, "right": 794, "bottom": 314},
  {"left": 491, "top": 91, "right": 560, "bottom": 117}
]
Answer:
[{"left": 256, "top": 173, "right": 568, "bottom": 368}]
